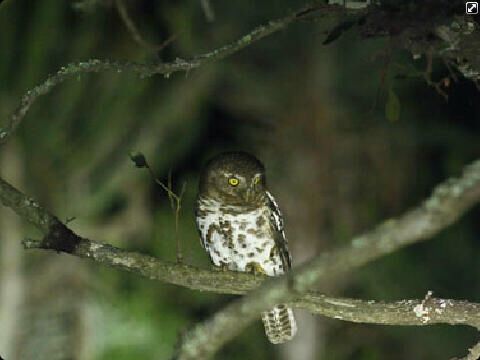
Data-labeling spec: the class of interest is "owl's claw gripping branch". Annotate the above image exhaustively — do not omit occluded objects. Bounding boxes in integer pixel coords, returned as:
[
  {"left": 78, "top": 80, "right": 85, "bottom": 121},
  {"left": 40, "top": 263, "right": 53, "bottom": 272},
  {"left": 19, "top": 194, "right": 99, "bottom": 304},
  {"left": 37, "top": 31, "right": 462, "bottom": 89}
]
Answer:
[{"left": 245, "top": 262, "right": 268, "bottom": 276}]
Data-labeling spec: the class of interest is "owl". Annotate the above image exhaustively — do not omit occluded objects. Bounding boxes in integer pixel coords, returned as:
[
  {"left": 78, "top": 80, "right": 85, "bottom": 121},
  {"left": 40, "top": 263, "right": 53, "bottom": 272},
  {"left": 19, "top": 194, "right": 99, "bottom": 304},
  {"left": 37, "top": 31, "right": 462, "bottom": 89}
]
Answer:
[{"left": 195, "top": 151, "right": 297, "bottom": 344}]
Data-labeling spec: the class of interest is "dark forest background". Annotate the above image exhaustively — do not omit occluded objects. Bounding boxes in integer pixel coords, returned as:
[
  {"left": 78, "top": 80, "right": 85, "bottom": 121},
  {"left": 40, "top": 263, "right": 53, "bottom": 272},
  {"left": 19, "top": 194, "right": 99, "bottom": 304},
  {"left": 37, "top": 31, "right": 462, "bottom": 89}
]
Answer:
[{"left": 0, "top": 1, "right": 479, "bottom": 359}]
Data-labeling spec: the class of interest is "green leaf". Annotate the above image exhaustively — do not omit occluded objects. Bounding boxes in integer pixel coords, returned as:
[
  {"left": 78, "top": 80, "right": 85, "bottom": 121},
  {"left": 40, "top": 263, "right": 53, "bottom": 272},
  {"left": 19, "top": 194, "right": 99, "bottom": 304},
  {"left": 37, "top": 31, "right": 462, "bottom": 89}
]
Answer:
[{"left": 385, "top": 88, "right": 401, "bottom": 122}]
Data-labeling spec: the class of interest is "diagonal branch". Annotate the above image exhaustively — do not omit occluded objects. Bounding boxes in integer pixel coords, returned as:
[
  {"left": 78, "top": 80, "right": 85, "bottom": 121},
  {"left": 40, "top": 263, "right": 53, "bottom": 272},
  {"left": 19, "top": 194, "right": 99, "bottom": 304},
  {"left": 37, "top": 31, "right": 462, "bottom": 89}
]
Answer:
[
  {"left": 0, "top": 2, "right": 355, "bottom": 147},
  {"left": 176, "top": 158, "right": 480, "bottom": 359}
]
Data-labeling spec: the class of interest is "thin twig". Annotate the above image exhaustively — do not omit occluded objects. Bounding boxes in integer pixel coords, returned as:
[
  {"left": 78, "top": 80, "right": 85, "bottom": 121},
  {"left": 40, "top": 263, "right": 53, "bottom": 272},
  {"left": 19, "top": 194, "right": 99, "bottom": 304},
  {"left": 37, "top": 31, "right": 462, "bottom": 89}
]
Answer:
[
  {"left": 443, "top": 57, "right": 459, "bottom": 83},
  {"left": 130, "top": 153, "right": 186, "bottom": 263},
  {"left": 200, "top": 0, "right": 215, "bottom": 22},
  {"left": 0, "top": 2, "right": 347, "bottom": 147},
  {"left": 424, "top": 47, "right": 449, "bottom": 101},
  {"left": 175, "top": 182, "right": 187, "bottom": 263},
  {"left": 115, "top": 0, "right": 173, "bottom": 52}
]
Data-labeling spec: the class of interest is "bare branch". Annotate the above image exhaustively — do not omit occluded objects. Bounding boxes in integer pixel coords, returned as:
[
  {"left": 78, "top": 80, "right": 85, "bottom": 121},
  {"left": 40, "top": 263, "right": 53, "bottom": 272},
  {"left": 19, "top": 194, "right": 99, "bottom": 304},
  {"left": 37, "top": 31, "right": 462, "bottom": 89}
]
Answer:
[
  {"left": 115, "top": 0, "right": 173, "bottom": 51},
  {"left": 19, "top": 233, "right": 480, "bottom": 330},
  {"left": 200, "top": 0, "right": 215, "bottom": 22},
  {"left": 298, "top": 293, "right": 480, "bottom": 328},
  {"left": 0, "top": 2, "right": 350, "bottom": 147}
]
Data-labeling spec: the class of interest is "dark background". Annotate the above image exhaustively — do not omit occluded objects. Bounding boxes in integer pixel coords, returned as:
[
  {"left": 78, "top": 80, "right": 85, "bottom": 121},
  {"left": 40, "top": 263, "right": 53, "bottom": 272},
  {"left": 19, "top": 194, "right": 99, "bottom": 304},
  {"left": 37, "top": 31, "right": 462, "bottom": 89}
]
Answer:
[{"left": 0, "top": 1, "right": 479, "bottom": 359}]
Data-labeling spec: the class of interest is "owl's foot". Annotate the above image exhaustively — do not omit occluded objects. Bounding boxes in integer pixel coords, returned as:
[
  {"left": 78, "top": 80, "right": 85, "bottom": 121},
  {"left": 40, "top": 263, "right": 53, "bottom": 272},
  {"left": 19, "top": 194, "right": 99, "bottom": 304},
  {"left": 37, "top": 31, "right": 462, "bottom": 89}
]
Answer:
[
  {"left": 211, "top": 262, "right": 230, "bottom": 272},
  {"left": 245, "top": 262, "right": 267, "bottom": 276}
]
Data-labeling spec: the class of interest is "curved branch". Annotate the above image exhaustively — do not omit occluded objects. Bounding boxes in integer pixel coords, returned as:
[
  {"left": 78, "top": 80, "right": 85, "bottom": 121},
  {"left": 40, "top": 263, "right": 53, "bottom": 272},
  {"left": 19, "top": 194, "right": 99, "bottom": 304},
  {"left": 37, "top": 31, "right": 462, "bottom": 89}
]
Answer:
[
  {"left": 18, "top": 237, "right": 480, "bottom": 330},
  {"left": 0, "top": 2, "right": 353, "bottom": 147},
  {"left": 297, "top": 293, "right": 480, "bottom": 328}
]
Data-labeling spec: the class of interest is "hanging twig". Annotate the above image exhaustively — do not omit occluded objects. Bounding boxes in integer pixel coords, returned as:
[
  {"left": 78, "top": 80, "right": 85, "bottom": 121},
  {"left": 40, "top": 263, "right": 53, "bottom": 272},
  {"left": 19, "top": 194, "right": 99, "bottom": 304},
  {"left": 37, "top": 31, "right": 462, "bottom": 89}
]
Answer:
[
  {"left": 130, "top": 152, "right": 186, "bottom": 263},
  {"left": 115, "top": 0, "right": 175, "bottom": 52}
]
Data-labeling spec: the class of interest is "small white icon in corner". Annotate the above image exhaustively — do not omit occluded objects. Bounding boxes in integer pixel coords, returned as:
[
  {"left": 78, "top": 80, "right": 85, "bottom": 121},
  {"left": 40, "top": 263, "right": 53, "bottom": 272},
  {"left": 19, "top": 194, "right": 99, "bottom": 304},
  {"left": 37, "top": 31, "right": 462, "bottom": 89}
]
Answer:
[{"left": 466, "top": 1, "right": 479, "bottom": 14}]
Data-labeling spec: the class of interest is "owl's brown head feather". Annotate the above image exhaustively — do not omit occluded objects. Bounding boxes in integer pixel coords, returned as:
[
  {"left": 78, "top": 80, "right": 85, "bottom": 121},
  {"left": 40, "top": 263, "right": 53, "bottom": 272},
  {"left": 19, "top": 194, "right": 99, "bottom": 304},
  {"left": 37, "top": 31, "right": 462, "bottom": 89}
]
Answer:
[{"left": 198, "top": 151, "right": 266, "bottom": 204}]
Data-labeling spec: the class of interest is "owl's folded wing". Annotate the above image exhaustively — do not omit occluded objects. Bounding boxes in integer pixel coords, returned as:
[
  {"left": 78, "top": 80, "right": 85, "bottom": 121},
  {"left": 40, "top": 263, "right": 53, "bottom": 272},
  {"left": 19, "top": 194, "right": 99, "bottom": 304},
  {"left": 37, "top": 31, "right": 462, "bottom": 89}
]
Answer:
[{"left": 265, "top": 191, "right": 292, "bottom": 271}]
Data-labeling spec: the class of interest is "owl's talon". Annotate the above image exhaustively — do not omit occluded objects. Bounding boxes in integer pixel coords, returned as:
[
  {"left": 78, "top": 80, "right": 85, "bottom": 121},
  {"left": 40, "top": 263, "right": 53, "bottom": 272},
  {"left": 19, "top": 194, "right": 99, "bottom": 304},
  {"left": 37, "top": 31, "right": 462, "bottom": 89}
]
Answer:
[
  {"left": 211, "top": 263, "right": 230, "bottom": 272},
  {"left": 246, "top": 262, "right": 267, "bottom": 276},
  {"left": 220, "top": 263, "right": 230, "bottom": 272}
]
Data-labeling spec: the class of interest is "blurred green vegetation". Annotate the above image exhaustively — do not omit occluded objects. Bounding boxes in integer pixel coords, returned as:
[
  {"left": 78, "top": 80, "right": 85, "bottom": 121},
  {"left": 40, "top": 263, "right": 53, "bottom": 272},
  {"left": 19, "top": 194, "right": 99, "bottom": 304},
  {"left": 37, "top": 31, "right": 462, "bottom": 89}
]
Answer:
[{"left": 0, "top": 1, "right": 479, "bottom": 359}]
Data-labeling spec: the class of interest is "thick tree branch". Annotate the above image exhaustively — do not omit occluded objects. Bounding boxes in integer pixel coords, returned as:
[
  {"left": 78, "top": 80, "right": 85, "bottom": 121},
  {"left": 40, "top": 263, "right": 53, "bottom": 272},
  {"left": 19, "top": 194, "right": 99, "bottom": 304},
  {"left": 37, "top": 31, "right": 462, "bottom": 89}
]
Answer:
[
  {"left": 0, "top": 2, "right": 356, "bottom": 147},
  {"left": 297, "top": 293, "right": 480, "bottom": 328},
  {"left": 18, "top": 237, "right": 480, "bottom": 330}
]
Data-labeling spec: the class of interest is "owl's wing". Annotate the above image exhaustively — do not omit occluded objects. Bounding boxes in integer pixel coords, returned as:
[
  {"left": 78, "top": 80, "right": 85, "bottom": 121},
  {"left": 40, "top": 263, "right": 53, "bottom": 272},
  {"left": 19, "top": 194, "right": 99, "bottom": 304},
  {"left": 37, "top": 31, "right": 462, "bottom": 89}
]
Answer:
[
  {"left": 195, "top": 198, "right": 213, "bottom": 251},
  {"left": 265, "top": 191, "right": 292, "bottom": 271},
  {"left": 194, "top": 203, "right": 205, "bottom": 249}
]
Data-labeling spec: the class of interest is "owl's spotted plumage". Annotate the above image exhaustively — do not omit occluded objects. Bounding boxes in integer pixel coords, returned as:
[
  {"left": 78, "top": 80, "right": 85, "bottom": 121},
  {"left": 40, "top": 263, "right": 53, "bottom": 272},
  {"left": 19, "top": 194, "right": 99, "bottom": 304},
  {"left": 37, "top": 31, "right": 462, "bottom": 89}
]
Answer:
[{"left": 195, "top": 151, "right": 297, "bottom": 344}]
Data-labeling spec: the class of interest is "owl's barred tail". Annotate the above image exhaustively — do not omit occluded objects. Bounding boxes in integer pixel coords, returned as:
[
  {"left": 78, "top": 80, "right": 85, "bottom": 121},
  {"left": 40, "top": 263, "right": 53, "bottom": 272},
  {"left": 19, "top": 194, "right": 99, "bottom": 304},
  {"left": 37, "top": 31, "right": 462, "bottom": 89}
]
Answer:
[{"left": 261, "top": 304, "right": 297, "bottom": 344}]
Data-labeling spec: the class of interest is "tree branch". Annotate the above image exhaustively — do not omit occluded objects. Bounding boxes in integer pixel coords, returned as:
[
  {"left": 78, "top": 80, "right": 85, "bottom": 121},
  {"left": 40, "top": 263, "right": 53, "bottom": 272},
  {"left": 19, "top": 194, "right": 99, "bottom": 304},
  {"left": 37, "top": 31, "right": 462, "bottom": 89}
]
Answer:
[
  {"left": 18, "top": 237, "right": 480, "bottom": 331},
  {"left": 176, "top": 158, "right": 480, "bottom": 359},
  {"left": 0, "top": 2, "right": 354, "bottom": 147},
  {"left": 0, "top": 155, "right": 479, "bottom": 357}
]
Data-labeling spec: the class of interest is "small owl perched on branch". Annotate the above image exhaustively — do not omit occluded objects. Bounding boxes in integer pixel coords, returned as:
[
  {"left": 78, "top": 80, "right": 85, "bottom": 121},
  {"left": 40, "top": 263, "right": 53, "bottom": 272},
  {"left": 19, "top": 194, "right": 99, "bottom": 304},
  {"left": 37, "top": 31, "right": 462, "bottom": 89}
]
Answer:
[{"left": 195, "top": 151, "right": 297, "bottom": 344}]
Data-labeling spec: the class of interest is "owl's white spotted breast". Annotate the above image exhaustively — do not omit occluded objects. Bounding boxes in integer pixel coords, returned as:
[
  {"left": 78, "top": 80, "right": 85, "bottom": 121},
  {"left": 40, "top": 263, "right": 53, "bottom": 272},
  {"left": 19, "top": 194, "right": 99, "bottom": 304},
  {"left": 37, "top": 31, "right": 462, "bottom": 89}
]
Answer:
[{"left": 196, "top": 198, "right": 286, "bottom": 276}]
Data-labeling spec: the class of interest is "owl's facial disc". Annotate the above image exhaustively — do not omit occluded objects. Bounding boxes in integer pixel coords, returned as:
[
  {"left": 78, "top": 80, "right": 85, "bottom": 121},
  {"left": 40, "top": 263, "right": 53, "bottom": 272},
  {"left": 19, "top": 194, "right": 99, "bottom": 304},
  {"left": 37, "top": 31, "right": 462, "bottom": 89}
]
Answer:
[{"left": 199, "top": 151, "right": 267, "bottom": 203}]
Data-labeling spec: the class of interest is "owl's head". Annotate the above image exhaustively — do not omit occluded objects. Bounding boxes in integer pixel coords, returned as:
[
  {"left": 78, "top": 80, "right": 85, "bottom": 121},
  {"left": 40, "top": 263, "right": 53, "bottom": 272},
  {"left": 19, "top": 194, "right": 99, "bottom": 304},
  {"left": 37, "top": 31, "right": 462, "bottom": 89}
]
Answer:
[{"left": 199, "top": 151, "right": 267, "bottom": 204}]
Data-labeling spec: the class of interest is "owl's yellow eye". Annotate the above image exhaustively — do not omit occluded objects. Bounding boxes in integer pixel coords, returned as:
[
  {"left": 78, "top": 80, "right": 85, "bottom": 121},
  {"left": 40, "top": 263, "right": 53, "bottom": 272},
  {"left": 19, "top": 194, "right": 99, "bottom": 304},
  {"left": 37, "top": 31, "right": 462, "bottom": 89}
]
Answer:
[{"left": 228, "top": 177, "right": 239, "bottom": 186}]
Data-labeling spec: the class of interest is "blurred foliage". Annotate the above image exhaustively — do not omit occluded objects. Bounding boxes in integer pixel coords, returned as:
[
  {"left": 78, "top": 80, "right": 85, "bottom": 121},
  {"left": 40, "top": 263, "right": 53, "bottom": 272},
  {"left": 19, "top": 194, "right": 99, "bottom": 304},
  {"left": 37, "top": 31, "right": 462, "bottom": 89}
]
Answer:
[{"left": 0, "top": 1, "right": 479, "bottom": 359}]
